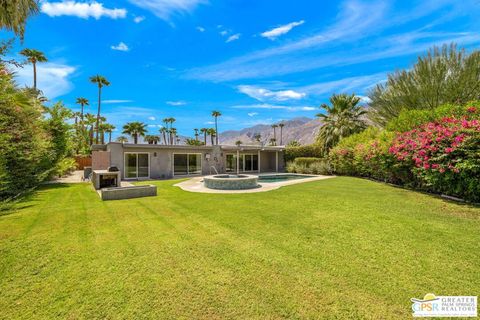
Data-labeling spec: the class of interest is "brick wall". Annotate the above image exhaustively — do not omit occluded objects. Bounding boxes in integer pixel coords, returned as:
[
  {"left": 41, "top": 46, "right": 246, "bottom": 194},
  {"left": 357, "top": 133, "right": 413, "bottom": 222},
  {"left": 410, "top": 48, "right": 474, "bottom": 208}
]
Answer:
[{"left": 92, "top": 151, "right": 111, "bottom": 170}]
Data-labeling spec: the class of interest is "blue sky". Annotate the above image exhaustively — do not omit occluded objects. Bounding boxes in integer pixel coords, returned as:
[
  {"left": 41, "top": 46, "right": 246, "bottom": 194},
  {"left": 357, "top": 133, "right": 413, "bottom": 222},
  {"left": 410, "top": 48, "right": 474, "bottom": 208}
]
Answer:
[{"left": 3, "top": 0, "right": 480, "bottom": 138}]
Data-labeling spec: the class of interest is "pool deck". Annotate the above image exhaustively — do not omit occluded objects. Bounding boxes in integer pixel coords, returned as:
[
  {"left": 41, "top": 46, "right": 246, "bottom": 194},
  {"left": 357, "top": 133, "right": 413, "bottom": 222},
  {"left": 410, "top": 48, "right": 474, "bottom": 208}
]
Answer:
[{"left": 174, "top": 174, "right": 335, "bottom": 194}]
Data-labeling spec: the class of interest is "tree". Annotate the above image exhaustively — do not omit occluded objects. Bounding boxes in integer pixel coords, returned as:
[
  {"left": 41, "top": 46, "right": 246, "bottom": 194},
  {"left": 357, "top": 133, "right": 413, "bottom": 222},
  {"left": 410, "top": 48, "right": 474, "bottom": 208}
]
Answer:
[
  {"left": 207, "top": 128, "right": 216, "bottom": 145},
  {"left": 254, "top": 133, "right": 261, "bottom": 143},
  {"left": 75, "top": 97, "right": 89, "bottom": 132},
  {"left": 122, "top": 122, "right": 147, "bottom": 144},
  {"left": 211, "top": 110, "right": 221, "bottom": 145},
  {"left": 185, "top": 138, "right": 204, "bottom": 146},
  {"left": 84, "top": 113, "right": 96, "bottom": 146},
  {"left": 368, "top": 44, "right": 480, "bottom": 126},
  {"left": 316, "top": 93, "right": 367, "bottom": 153},
  {"left": 170, "top": 128, "right": 177, "bottom": 145},
  {"left": 235, "top": 140, "right": 242, "bottom": 147},
  {"left": 194, "top": 128, "right": 199, "bottom": 141},
  {"left": 287, "top": 140, "right": 301, "bottom": 147},
  {"left": 89, "top": 75, "right": 110, "bottom": 144},
  {"left": 0, "top": 0, "right": 39, "bottom": 40},
  {"left": 279, "top": 123, "right": 285, "bottom": 145},
  {"left": 144, "top": 135, "right": 160, "bottom": 144},
  {"left": 102, "top": 123, "right": 115, "bottom": 143},
  {"left": 271, "top": 124, "right": 278, "bottom": 145},
  {"left": 116, "top": 136, "right": 128, "bottom": 143},
  {"left": 200, "top": 128, "right": 208, "bottom": 145},
  {"left": 19, "top": 49, "right": 47, "bottom": 90},
  {"left": 269, "top": 138, "right": 276, "bottom": 146},
  {"left": 159, "top": 127, "right": 167, "bottom": 145}
]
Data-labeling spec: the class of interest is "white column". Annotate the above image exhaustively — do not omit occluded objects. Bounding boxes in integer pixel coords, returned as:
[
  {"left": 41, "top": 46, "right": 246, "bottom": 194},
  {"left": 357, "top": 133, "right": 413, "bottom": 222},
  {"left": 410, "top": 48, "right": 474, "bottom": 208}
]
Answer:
[
  {"left": 258, "top": 150, "right": 261, "bottom": 173},
  {"left": 236, "top": 149, "right": 240, "bottom": 175},
  {"left": 275, "top": 151, "right": 278, "bottom": 172}
]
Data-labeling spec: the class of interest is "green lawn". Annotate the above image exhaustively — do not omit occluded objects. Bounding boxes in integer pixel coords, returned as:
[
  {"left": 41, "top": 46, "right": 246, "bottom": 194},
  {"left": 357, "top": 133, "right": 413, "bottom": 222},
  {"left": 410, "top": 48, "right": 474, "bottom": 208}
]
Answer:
[{"left": 1, "top": 177, "right": 479, "bottom": 319}]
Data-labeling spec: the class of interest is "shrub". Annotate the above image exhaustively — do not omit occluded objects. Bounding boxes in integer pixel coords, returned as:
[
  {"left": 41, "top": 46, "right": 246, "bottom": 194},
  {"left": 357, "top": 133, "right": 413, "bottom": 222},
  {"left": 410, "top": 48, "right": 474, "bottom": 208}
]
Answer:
[
  {"left": 52, "top": 157, "right": 77, "bottom": 178},
  {"left": 294, "top": 157, "right": 322, "bottom": 166},
  {"left": 286, "top": 158, "right": 332, "bottom": 175},
  {"left": 285, "top": 145, "right": 323, "bottom": 162}
]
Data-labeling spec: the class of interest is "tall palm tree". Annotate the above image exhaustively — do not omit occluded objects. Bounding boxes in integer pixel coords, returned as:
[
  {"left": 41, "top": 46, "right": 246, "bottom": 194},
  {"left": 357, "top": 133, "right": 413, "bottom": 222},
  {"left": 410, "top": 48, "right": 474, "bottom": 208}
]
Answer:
[
  {"left": 102, "top": 123, "right": 115, "bottom": 143},
  {"left": 211, "top": 110, "right": 222, "bottom": 145},
  {"left": 168, "top": 118, "right": 176, "bottom": 144},
  {"left": 89, "top": 75, "right": 110, "bottom": 144},
  {"left": 170, "top": 128, "right": 177, "bottom": 145},
  {"left": 122, "top": 121, "right": 147, "bottom": 144},
  {"left": 0, "top": 0, "right": 39, "bottom": 39},
  {"left": 278, "top": 123, "right": 285, "bottom": 145},
  {"left": 316, "top": 93, "right": 367, "bottom": 153},
  {"left": 19, "top": 48, "right": 47, "bottom": 90},
  {"left": 116, "top": 136, "right": 128, "bottom": 143},
  {"left": 144, "top": 135, "right": 160, "bottom": 144},
  {"left": 200, "top": 128, "right": 208, "bottom": 145},
  {"left": 253, "top": 133, "right": 261, "bottom": 143},
  {"left": 194, "top": 128, "right": 199, "bottom": 141},
  {"left": 235, "top": 140, "right": 242, "bottom": 147},
  {"left": 269, "top": 138, "right": 276, "bottom": 146},
  {"left": 207, "top": 128, "right": 216, "bottom": 145},
  {"left": 84, "top": 113, "right": 97, "bottom": 145},
  {"left": 159, "top": 127, "right": 167, "bottom": 145},
  {"left": 271, "top": 124, "right": 278, "bottom": 145},
  {"left": 75, "top": 97, "right": 89, "bottom": 132}
]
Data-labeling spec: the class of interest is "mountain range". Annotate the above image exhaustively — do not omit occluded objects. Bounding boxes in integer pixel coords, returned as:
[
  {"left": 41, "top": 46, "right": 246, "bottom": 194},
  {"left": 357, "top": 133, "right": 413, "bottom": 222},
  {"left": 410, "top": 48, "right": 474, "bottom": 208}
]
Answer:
[{"left": 218, "top": 117, "right": 322, "bottom": 146}]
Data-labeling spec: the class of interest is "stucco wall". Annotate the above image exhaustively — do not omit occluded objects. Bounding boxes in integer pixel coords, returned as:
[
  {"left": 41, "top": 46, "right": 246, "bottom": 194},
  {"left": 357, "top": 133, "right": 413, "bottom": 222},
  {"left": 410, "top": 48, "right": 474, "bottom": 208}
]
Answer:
[{"left": 92, "top": 151, "right": 111, "bottom": 170}]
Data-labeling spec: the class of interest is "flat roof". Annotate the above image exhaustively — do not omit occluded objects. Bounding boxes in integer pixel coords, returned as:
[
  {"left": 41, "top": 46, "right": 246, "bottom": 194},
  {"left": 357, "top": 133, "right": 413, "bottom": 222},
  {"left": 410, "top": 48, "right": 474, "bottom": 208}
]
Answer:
[{"left": 93, "top": 142, "right": 285, "bottom": 151}]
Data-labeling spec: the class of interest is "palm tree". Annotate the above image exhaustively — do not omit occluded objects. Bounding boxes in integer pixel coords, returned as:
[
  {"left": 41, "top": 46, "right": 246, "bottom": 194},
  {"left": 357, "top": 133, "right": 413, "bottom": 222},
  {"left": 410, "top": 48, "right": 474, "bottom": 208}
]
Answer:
[
  {"left": 122, "top": 121, "right": 147, "bottom": 144},
  {"left": 75, "top": 97, "right": 89, "bottom": 132},
  {"left": 207, "top": 128, "right": 216, "bottom": 145},
  {"left": 84, "top": 113, "right": 97, "bottom": 145},
  {"left": 316, "top": 93, "right": 367, "bottom": 153},
  {"left": 271, "top": 124, "right": 278, "bottom": 145},
  {"left": 19, "top": 49, "right": 47, "bottom": 90},
  {"left": 279, "top": 123, "right": 285, "bottom": 145},
  {"left": 102, "top": 123, "right": 115, "bottom": 143},
  {"left": 254, "top": 133, "right": 261, "bottom": 143},
  {"left": 116, "top": 136, "right": 128, "bottom": 143},
  {"left": 170, "top": 128, "right": 177, "bottom": 145},
  {"left": 211, "top": 110, "right": 222, "bottom": 145},
  {"left": 159, "top": 127, "right": 167, "bottom": 145},
  {"left": 0, "top": 0, "right": 39, "bottom": 39},
  {"left": 194, "top": 128, "right": 199, "bottom": 141},
  {"left": 144, "top": 135, "right": 160, "bottom": 144},
  {"left": 200, "top": 128, "right": 208, "bottom": 145},
  {"left": 235, "top": 140, "right": 242, "bottom": 147},
  {"left": 168, "top": 118, "right": 176, "bottom": 144},
  {"left": 89, "top": 75, "right": 110, "bottom": 144},
  {"left": 269, "top": 138, "right": 276, "bottom": 146}
]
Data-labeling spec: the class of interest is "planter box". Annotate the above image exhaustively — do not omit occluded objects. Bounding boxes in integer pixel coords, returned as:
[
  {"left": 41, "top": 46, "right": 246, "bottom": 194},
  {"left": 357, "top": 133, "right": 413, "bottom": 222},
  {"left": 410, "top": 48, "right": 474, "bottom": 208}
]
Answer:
[{"left": 100, "top": 185, "right": 157, "bottom": 201}]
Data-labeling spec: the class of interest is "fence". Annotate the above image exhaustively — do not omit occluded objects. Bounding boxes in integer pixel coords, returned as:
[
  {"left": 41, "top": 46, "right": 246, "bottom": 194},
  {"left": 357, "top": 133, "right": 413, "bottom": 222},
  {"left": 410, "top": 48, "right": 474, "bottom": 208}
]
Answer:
[{"left": 75, "top": 156, "right": 92, "bottom": 170}]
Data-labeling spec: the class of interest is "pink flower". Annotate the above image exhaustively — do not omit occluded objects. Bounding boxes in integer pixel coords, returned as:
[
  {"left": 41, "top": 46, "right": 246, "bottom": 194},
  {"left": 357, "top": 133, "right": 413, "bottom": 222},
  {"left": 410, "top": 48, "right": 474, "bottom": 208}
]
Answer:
[
  {"left": 445, "top": 147, "right": 454, "bottom": 153},
  {"left": 467, "top": 106, "right": 477, "bottom": 113}
]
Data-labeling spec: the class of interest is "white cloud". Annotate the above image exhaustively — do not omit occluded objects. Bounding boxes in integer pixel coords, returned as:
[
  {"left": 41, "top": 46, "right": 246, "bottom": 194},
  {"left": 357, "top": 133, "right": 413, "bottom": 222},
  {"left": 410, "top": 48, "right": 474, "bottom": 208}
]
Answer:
[
  {"left": 166, "top": 100, "right": 186, "bottom": 106},
  {"left": 238, "top": 85, "right": 306, "bottom": 102},
  {"left": 148, "top": 116, "right": 156, "bottom": 120},
  {"left": 14, "top": 62, "right": 76, "bottom": 99},
  {"left": 128, "top": 0, "right": 207, "bottom": 21},
  {"left": 357, "top": 95, "right": 372, "bottom": 103},
  {"left": 247, "top": 112, "right": 258, "bottom": 117},
  {"left": 133, "top": 15, "right": 145, "bottom": 23},
  {"left": 226, "top": 33, "right": 241, "bottom": 43},
  {"left": 103, "top": 99, "right": 134, "bottom": 104},
  {"left": 41, "top": 1, "right": 127, "bottom": 19},
  {"left": 220, "top": 30, "right": 229, "bottom": 36},
  {"left": 261, "top": 20, "right": 305, "bottom": 40},
  {"left": 196, "top": 26, "right": 205, "bottom": 32},
  {"left": 204, "top": 121, "right": 215, "bottom": 124},
  {"left": 232, "top": 104, "right": 314, "bottom": 112},
  {"left": 111, "top": 42, "right": 129, "bottom": 51}
]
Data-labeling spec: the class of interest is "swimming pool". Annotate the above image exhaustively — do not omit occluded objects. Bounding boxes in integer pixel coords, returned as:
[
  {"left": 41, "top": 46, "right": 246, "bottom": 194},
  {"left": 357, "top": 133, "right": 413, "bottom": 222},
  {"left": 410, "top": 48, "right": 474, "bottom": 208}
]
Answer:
[{"left": 258, "top": 174, "right": 313, "bottom": 183}]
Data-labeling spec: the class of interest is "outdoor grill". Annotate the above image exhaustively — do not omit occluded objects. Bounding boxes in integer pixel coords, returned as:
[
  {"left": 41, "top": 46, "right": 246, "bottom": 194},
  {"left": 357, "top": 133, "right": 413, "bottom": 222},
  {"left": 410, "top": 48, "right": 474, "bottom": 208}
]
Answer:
[{"left": 92, "top": 170, "right": 121, "bottom": 190}]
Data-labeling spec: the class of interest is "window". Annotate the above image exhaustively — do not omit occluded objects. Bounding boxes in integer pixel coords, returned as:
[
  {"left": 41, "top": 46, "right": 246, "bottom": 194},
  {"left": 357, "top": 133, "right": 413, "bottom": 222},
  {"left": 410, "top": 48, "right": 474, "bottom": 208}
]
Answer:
[
  {"left": 124, "top": 153, "right": 149, "bottom": 179},
  {"left": 226, "top": 153, "right": 259, "bottom": 172},
  {"left": 174, "top": 154, "right": 202, "bottom": 175}
]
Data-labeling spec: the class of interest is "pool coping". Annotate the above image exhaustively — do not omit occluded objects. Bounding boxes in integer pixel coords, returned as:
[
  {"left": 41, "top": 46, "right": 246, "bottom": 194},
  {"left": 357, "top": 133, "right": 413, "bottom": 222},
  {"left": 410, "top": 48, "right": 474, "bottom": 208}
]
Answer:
[{"left": 174, "top": 173, "right": 335, "bottom": 194}]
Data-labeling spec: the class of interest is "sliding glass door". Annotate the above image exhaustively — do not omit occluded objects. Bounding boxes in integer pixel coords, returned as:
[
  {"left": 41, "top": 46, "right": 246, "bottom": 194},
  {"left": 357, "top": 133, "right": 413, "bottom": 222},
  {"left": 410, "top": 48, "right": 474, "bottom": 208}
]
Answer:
[
  {"left": 124, "top": 153, "right": 149, "bottom": 179},
  {"left": 226, "top": 154, "right": 259, "bottom": 172},
  {"left": 174, "top": 154, "right": 202, "bottom": 175}
]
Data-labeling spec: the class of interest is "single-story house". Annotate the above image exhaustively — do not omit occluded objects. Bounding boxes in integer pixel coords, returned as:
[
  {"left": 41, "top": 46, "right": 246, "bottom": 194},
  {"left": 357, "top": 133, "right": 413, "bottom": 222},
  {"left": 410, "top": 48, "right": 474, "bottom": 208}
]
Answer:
[{"left": 92, "top": 142, "right": 285, "bottom": 180}]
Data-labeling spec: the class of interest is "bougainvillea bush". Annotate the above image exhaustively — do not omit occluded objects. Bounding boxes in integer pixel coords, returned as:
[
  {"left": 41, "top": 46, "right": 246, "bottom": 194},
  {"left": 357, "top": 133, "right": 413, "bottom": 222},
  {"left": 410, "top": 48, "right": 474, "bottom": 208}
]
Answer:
[{"left": 329, "top": 104, "right": 480, "bottom": 202}]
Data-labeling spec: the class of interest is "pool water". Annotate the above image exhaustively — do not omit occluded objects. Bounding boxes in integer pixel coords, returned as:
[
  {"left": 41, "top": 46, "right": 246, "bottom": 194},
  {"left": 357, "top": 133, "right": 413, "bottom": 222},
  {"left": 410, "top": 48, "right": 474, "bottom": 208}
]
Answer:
[{"left": 258, "top": 174, "right": 312, "bottom": 183}]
